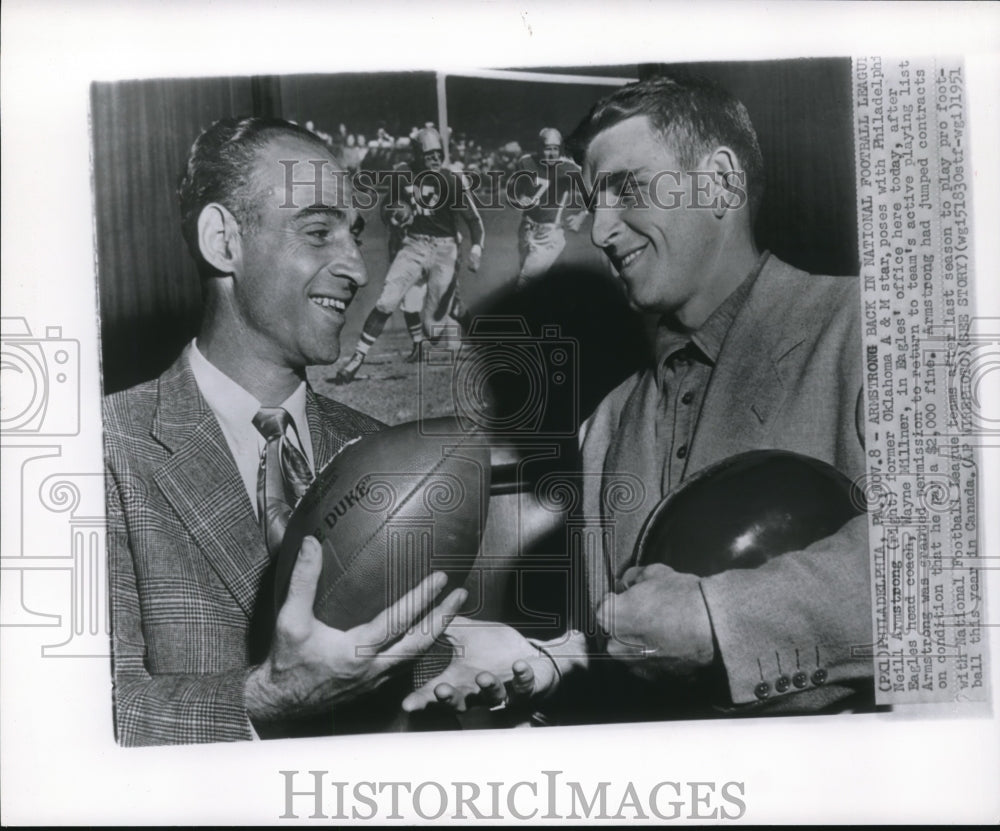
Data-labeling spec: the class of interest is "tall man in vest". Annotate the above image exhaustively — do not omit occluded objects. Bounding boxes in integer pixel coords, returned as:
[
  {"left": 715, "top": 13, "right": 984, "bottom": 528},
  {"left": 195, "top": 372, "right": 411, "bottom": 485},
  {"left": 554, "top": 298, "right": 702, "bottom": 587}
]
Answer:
[{"left": 402, "top": 75, "right": 873, "bottom": 721}]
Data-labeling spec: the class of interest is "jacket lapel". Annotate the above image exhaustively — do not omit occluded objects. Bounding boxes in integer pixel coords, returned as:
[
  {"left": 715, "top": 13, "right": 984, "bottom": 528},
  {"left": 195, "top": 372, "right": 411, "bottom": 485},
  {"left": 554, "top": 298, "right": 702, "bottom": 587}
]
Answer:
[
  {"left": 305, "top": 388, "right": 338, "bottom": 470},
  {"left": 151, "top": 350, "right": 269, "bottom": 618},
  {"left": 686, "top": 257, "right": 806, "bottom": 474}
]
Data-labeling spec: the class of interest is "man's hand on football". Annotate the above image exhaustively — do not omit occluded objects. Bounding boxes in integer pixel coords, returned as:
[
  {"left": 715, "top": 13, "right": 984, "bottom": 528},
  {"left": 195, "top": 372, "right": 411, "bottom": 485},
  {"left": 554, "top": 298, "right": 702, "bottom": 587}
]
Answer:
[
  {"left": 387, "top": 203, "right": 413, "bottom": 228},
  {"left": 245, "top": 536, "right": 466, "bottom": 722},
  {"left": 400, "top": 618, "right": 558, "bottom": 713},
  {"left": 597, "top": 563, "right": 716, "bottom": 682}
]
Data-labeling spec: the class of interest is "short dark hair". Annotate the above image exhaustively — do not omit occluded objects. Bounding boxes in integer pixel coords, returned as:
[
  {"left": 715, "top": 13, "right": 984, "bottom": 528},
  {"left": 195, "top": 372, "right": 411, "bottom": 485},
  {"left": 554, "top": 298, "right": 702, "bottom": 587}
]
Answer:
[
  {"left": 567, "top": 74, "right": 765, "bottom": 216},
  {"left": 177, "top": 116, "right": 331, "bottom": 276}
]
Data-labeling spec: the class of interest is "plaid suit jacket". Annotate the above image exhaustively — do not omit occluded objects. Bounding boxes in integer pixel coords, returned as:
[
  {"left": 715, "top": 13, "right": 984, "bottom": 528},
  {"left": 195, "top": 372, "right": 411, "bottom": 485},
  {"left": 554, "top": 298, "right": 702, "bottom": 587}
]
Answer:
[{"left": 104, "top": 348, "right": 383, "bottom": 746}]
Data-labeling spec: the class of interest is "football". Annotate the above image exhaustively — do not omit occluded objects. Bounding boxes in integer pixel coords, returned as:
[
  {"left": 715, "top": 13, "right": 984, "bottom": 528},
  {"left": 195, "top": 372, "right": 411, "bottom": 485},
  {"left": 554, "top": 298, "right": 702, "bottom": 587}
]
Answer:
[
  {"left": 274, "top": 416, "right": 491, "bottom": 631},
  {"left": 387, "top": 201, "right": 414, "bottom": 228}
]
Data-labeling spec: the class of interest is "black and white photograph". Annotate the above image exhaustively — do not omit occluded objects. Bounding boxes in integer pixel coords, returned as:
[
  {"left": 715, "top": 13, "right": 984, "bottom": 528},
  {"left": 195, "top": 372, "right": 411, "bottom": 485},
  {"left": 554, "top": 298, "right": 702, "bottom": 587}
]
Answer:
[
  {"left": 94, "top": 58, "right": 875, "bottom": 745},
  {"left": 2, "top": 1, "right": 999, "bottom": 825}
]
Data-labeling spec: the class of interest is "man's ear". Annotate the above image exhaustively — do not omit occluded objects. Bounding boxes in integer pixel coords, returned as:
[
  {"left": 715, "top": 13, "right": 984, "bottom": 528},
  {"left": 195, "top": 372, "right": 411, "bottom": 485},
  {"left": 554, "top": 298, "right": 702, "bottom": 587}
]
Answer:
[
  {"left": 706, "top": 147, "right": 749, "bottom": 219},
  {"left": 197, "top": 203, "right": 242, "bottom": 275}
]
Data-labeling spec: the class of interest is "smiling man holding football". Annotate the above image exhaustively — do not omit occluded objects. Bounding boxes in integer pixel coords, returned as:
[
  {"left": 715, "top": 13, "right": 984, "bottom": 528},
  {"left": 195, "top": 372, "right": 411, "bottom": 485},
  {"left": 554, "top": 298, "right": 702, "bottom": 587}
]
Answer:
[
  {"left": 405, "top": 74, "right": 874, "bottom": 722},
  {"left": 103, "top": 117, "right": 467, "bottom": 746}
]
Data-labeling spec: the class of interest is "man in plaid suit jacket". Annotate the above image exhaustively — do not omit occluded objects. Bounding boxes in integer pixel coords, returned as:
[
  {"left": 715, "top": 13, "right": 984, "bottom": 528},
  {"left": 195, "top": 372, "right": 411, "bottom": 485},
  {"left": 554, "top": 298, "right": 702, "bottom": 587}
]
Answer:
[{"left": 104, "top": 117, "right": 466, "bottom": 746}]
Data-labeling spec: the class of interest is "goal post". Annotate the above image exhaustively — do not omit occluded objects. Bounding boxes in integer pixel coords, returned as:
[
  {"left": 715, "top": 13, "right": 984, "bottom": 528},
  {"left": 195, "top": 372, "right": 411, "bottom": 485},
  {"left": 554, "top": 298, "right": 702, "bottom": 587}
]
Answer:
[{"left": 434, "top": 67, "right": 636, "bottom": 165}]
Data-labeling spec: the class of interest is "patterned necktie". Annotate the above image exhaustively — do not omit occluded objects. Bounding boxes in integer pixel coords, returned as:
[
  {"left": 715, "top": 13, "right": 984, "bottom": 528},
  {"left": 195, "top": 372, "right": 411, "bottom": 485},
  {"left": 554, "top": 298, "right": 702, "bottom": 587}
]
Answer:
[{"left": 253, "top": 407, "right": 314, "bottom": 558}]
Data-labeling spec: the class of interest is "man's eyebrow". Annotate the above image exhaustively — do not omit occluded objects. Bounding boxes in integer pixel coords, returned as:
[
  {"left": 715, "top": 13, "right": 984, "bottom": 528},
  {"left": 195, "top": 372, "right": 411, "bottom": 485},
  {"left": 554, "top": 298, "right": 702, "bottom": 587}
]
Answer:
[
  {"left": 594, "top": 170, "right": 638, "bottom": 192},
  {"left": 291, "top": 205, "right": 348, "bottom": 221}
]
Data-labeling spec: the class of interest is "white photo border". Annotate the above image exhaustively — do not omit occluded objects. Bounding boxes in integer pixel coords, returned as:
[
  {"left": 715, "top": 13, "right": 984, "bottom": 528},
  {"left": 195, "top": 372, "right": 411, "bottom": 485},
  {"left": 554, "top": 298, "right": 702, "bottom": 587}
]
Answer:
[{"left": 2, "top": 0, "right": 998, "bottom": 824}]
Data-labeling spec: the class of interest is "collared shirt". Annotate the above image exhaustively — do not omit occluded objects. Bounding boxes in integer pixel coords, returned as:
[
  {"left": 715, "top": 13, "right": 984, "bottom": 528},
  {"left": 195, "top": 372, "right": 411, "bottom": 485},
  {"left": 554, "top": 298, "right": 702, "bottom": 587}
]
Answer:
[
  {"left": 652, "top": 251, "right": 770, "bottom": 494},
  {"left": 186, "top": 339, "right": 314, "bottom": 517}
]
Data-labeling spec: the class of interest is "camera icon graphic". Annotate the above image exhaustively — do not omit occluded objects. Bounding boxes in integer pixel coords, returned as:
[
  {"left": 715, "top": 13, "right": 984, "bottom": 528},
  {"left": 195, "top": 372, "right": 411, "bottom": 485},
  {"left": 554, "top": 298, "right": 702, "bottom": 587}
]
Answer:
[
  {"left": 0, "top": 317, "right": 80, "bottom": 436},
  {"left": 418, "top": 317, "right": 579, "bottom": 437}
]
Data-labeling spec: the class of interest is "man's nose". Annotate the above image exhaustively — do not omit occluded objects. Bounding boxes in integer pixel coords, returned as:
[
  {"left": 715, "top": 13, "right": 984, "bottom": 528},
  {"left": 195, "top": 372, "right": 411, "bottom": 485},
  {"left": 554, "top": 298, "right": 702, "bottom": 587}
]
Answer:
[
  {"left": 590, "top": 205, "right": 622, "bottom": 250},
  {"left": 350, "top": 256, "right": 369, "bottom": 288},
  {"left": 330, "top": 227, "right": 369, "bottom": 288}
]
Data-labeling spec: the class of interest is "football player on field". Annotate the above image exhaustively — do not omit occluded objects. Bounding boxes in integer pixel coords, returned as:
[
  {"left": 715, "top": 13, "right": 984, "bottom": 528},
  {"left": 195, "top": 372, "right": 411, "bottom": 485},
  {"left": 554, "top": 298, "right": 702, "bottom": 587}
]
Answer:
[
  {"left": 335, "top": 127, "right": 484, "bottom": 382},
  {"left": 384, "top": 156, "right": 429, "bottom": 361},
  {"left": 511, "top": 127, "right": 587, "bottom": 287}
]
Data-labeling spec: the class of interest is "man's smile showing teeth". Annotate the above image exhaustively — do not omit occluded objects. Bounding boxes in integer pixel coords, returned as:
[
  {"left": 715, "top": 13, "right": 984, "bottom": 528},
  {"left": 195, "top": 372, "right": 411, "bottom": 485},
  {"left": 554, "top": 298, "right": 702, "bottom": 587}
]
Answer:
[
  {"left": 619, "top": 246, "right": 647, "bottom": 269},
  {"left": 310, "top": 296, "right": 347, "bottom": 312}
]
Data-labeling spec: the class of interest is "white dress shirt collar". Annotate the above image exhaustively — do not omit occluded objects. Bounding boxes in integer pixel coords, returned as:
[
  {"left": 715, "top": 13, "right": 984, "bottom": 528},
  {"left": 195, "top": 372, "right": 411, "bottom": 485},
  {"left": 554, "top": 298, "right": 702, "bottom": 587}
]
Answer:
[{"left": 186, "top": 339, "right": 314, "bottom": 514}]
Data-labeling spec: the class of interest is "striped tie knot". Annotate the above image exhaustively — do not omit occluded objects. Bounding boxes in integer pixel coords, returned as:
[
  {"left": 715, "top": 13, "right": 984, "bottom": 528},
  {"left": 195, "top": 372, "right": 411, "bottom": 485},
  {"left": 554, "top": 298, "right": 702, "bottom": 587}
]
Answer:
[
  {"left": 253, "top": 407, "right": 314, "bottom": 558},
  {"left": 252, "top": 406, "right": 293, "bottom": 441}
]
